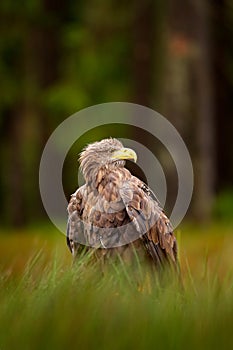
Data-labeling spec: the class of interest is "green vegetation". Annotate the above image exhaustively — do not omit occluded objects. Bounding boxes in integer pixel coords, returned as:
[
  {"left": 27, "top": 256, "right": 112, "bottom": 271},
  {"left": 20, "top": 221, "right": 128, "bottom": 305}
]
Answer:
[
  {"left": 0, "top": 1, "right": 232, "bottom": 347},
  {"left": 213, "top": 189, "right": 233, "bottom": 222},
  {"left": 0, "top": 223, "right": 233, "bottom": 350},
  {"left": 0, "top": 0, "right": 233, "bottom": 227}
]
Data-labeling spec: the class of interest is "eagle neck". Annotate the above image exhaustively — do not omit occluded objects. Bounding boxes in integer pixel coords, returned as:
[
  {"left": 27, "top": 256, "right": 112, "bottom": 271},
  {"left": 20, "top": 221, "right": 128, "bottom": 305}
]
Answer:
[{"left": 84, "top": 162, "right": 125, "bottom": 189}]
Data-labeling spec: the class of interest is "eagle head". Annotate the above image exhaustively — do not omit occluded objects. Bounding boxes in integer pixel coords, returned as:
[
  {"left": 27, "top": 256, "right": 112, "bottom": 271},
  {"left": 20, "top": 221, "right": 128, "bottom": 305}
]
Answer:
[{"left": 79, "top": 138, "right": 137, "bottom": 182}]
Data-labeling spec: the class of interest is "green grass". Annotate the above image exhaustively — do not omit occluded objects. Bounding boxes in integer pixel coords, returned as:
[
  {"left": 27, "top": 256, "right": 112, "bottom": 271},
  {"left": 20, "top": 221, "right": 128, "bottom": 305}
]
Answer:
[{"left": 0, "top": 223, "right": 233, "bottom": 350}]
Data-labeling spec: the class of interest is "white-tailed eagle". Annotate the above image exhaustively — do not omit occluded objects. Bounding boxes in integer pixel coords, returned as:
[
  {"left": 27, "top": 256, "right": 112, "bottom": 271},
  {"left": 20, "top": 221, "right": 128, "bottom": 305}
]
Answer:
[{"left": 67, "top": 138, "right": 178, "bottom": 271}]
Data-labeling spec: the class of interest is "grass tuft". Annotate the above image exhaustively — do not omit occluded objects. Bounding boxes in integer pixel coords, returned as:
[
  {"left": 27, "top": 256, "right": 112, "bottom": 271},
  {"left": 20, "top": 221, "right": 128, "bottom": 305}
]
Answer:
[
  {"left": 0, "top": 250, "right": 232, "bottom": 350},
  {"left": 0, "top": 223, "right": 233, "bottom": 349}
]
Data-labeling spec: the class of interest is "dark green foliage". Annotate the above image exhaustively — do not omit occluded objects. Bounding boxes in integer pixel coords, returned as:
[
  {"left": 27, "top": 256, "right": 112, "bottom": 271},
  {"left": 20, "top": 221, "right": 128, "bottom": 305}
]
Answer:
[
  {"left": 0, "top": 0, "right": 232, "bottom": 226},
  {"left": 213, "top": 189, "right": 233, "bottom": 221}
]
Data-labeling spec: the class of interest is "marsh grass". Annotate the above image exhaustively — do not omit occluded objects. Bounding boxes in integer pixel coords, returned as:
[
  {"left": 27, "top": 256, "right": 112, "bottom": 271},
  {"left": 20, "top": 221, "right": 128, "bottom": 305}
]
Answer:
[{"left": 0, "top": 224, "right": 233, "bottom": 350}]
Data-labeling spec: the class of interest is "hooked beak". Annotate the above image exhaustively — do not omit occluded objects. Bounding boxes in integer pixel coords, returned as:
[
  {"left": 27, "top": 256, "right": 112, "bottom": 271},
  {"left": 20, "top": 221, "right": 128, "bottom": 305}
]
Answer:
[{"left": 111, "top": 147, "right": 137, "bottom": 163}]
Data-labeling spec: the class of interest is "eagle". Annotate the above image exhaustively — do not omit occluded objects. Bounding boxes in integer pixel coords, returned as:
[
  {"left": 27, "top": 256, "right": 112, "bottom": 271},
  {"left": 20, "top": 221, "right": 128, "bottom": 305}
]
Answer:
[{"left": 67, "top": 138, "right": 178, "bottom": 271}]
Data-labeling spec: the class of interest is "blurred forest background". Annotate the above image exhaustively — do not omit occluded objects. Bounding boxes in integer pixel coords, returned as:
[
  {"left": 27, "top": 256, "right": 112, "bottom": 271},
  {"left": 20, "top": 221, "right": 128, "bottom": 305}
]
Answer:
[
  {"left": 0, "top": 0, "right": 233, "bottom": 229},
  {"left": 1, "top": 3, "right": 233, "bottom": 348}
]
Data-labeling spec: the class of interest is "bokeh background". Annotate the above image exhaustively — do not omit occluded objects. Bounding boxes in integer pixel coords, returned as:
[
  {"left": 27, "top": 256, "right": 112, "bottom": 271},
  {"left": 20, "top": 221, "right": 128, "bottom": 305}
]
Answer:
[
  {"left": 1, "top": 2, "right": 233, "bottom": 349},
  {"left": 0, "top": 0, "right": 233, "bottom": 266}
]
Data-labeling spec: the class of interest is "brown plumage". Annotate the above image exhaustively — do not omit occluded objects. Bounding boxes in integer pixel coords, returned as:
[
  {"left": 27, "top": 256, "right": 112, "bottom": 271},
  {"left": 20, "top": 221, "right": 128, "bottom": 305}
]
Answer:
[{"left": 67, "top": 138, "right": 178, "bottom": 271}]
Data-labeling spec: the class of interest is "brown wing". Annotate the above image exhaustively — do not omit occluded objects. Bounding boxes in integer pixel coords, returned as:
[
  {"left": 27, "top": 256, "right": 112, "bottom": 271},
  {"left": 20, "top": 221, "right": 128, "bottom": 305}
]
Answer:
[
  {"left": 67, "top": 186, "right": 87, "bottom": 257},
  {"left": 67, "top": 168, "right": 178, "bottom": 268},
  {"left": 119, "top": 177, "right": 178, "bottom": 269},
  {"left": 67, "top": 172, "right": 131, "bottom": 252}
]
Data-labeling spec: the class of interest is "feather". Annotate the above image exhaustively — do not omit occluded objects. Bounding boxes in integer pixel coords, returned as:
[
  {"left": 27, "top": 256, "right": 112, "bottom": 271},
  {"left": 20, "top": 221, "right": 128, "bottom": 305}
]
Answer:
[{"left": 67, "top": 138, "right": 179, "bottom": 273}]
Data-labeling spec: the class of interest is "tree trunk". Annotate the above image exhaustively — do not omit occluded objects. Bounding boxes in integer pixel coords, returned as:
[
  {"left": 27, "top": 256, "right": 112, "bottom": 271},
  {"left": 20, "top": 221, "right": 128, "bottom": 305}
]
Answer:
[
  {"left": 163, "top": 0, "right": 216, "bottom": 221},
  {"left": 131, "top": 0, "right": 155, "bottom": 107},
  {"left": 193, "top": 0, "right": 216, "bottom": 220}
]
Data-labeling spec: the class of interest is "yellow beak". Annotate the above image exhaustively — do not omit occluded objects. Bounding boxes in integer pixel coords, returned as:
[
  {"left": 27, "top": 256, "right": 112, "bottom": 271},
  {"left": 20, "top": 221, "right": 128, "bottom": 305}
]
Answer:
[{"left": 111, "top": 147, "right": 137, "bottom": 162}]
